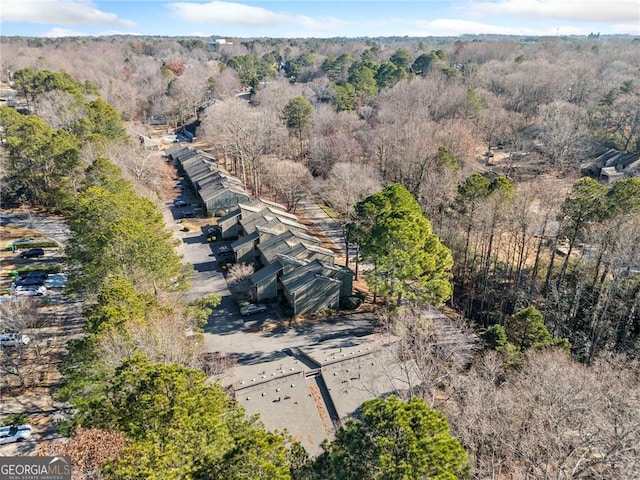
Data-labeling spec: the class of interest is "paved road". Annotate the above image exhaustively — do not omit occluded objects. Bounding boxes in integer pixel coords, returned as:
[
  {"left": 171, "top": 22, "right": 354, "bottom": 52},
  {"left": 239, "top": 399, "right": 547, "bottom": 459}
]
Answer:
[
  {"left": 0, "top": 211, "right": 70, "bottom": 244},
  {"left": 173, "top": 221, "right": 375, "bottom": 367},
  {"left": 161, "top": 191, "right": 379, "bottom": 372}
]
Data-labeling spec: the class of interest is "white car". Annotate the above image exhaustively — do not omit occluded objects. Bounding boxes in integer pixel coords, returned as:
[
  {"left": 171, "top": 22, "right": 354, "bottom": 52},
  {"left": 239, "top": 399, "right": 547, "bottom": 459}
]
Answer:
[
  {"left": 0, "top": 333, "right": 31, "bottom": 347},
  {"left": 0, "top": 425, "right": 32, "bottom": 445},
  {"left": 14, "top": 285, "right": 46, "bottom": 296},
  {"left": 240, "top": 304, "right": 267, "bottom": 316}
]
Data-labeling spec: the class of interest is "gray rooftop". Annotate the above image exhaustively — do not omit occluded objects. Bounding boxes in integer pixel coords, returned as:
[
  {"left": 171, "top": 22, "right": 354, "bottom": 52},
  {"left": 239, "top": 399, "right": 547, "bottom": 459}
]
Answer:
[
  {"left": 250, "top": 259, "right": 284, "bottom": 286},
  {"left": 231, "top": 231, "right": 259, "bottom": 250},
  {"left": 227, "top": 332, "right": 415, "bottom": 456},
  {"left": 282, "top": 270, "right": 341, "bottom": 295}
]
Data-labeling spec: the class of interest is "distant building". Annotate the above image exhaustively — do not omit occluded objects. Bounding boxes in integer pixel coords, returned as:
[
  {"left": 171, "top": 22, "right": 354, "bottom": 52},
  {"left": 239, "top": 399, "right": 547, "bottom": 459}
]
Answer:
[
  {"left": 581, "top": 147, "right": 640, "bottom": 183},
  {"left": 208, "top": 39, "right": 233, "bottom": 51}
]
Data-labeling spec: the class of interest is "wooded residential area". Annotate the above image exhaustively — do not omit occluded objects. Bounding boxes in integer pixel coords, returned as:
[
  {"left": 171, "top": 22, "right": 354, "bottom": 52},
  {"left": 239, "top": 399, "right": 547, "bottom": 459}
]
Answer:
[{"left": 1, "top": 33, "right": 639, "bottom": 478}]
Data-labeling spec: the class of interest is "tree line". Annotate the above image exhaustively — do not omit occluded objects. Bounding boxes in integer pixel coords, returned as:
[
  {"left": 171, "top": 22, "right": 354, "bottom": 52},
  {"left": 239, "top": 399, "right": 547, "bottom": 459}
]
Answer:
[
  {"left": 2, "top": 34, "right": 639, "bottom": 476},
  {"left": 1, "top": 69, "right": 470, "bottom": 479}
]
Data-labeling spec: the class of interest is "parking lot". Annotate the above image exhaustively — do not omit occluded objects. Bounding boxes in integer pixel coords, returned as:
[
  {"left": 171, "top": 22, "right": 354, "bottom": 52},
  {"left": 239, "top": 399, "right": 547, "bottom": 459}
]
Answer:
[{"left": 0, "top": 214, "right": 79, "bottom": 456}]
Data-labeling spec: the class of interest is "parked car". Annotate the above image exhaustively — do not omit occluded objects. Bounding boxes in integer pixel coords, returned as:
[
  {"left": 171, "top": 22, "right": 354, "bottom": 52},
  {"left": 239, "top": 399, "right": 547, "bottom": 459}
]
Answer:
[
  {"left": 13, "top": 237, "right": 36, "bottom": 245},
  {"left": 217, "top": 246, "right": 235, "bottom": 260},
  {"left": 12, "top": 237, "right": 36, "bottom": 246},
  {"left": 0, "top": 425, "right": 32, "bottom": 445},
  {"left": 0, "top": 333, "right": 31, "bottom": 347},
  {"left": 240, "top": 304, "right": 267, "bottom": 316},
  {"left": 23, "top": 270, "right": 48, "bottom": 280},
  {"left": 182, "top": 209, "right": 196, "bottom": 218},
  {"left": 19, "top": 248, "right": 44, "bottom": 259},
  {"left": 205, "top": 225, "right": 221, "bottom": 242},
  {"left": 173, "top": 199, "right": 191, "bottom": 207},
  {"left": 14, "top": 285, "right": 46, "bottom": 296},
  {"left": 14, "top": 277, "right": 46, "bottom": 288}
]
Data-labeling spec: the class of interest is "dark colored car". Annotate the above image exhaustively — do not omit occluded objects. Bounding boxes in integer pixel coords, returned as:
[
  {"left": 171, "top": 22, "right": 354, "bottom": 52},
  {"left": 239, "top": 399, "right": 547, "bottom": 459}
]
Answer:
[
  {"left": 24, "top": 270, "right": 47, "bottom": 280},
  {"left": 19, "top": 248, "right": 44, "bottom": 259},
  {"left": 14, "top": 277, "right": 45, "bottom": 288},
  {"left": 205, "top": 225, "right": 221, "bottom": 242},
  {"left": 173, "top": 199, "right": 191, "bottom": 208},
  {"left": 217, "top": 245, "right": 235, "bottom": 259},
  {"left": 182, "top": 209, "right": 196, "bottom": 218}
]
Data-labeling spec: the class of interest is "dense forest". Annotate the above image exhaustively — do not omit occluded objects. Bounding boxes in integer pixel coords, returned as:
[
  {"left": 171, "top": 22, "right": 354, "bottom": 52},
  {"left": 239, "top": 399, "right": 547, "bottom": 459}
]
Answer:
[{"left": 1, "top": 34, "right": 639, "bottom": 478}]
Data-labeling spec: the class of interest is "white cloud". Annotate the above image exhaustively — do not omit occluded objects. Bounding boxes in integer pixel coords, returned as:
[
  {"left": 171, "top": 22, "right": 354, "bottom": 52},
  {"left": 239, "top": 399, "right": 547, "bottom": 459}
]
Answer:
[
  {"left": 468, "top": 0, "right": 640, "bottom": 24},
  {"left": 167, "top": 1, "right": 287, "bottom": 26},
  {"left": 408, "top": 18, "right": 624, "bottom": 37},
  {"left": 38, "top": 28, "right": 144, "bottom": 38},
  {"left": 296, "top": 15, "right": 350, "bottom": 33},
  {"left": 40, "top": 27, "right": 89, "bottom": 38},
  {"left": 1, "top": 0, "right": 135, "bottom": 27},
  {"left": 166, "top": 1, "right": 349, "bottom": 33},
  {"left": 97, "top": 30, "right": 145, "bottom": 36},
  {"left": 410, "top": 18, "right": 536, "bottom": 36}
]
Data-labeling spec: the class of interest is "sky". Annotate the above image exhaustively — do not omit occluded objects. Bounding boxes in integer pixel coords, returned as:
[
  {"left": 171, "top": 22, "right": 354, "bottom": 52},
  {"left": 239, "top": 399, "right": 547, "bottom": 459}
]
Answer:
[{"left": 1, "top": 0, "right": 639, "bottom": 38}]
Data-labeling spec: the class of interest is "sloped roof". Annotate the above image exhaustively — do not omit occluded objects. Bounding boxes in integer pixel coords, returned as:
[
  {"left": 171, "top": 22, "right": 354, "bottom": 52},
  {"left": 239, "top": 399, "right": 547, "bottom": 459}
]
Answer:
[
  {"left": 281, "top": 271, "right": 341, "bottom": 295},
  {"left": 239, "top": 202, "right": 269, "bottom": 215},
  {"left": 231, "top": 231, "right": 259, "bottom": 250},
  {"left": 174, "top": 147, "right": 200, "bottom": 164},
  {"left": 184, "top": 157, "right": 216, "bottom": 181},
  {"left": 255, "top": 225, "right": 284, "bottom": 236},
  {"left": 196, "top": 170, "right": 244, "bottom": 191},
  {"left": 250, "top": 259, "right": 284, "bottom": 286},
  {"left": 257, "top": 198, "right": 287, "bottom": 211},
  {"left": 240, "top": 210, "right": 295, "bottom": 235},
  {"left": 257, "top": 231, "right": 321, "bottom": 265},
  {"left": 164, "top": 144, "right": 187, "bottom": 157},
  {"left": 286, "top": 259, "right": 351, "bottom": 280},
  {"left": 262, "top": 206, "right": 299, "bottom": 221},
  {"left": 275, "top": 215, "right": 308, "bottom": 231},
  {"left": 319, "top": 261, "right": 353, "bottom": 278},
  {"left": 181, "top": 152, "right": 215, "bottom": 169},
  {"left": 285, "top": 242, "right": 334, "bottom": 263},
  {"left": 199, "top": 179, "right": 249, "bottom": 203},
  {"left": 279, "top": 259, "right": 322, "bottom": 285},
  {"left": 166, "top": 145, "right": 193, "bottom": 160},
  {"left": 620, "top": 152, "right": 640, "bottom": 169},
  {"left": 218, "top": 208, "right": 242, "bottom": 224}
]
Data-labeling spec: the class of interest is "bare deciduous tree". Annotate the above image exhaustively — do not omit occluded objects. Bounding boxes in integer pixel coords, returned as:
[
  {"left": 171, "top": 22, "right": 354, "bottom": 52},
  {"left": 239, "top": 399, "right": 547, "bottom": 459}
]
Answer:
[
  {"left": 445, "top": 350, "right": 640, "bottom": 479},
  {"left": 226, "top": 263, "right": 255, "bottom": 300},
  {"left": 538, "top": 100, "right": 590, "bottom": 167},
  {"left": 263, "top": 159, "right": 313, "bottom": 212},
  {"left": 379, "top": 305, "right": 477, "bottom": 407},
  {"left": 199, "top": 98, "right": 286, "bottom": 195},
  {"left": 97, "top": 309, "right": 204, "bottom": 371},
  {"left": 0, "top": 297, "right": 53, "bottom": 391}
]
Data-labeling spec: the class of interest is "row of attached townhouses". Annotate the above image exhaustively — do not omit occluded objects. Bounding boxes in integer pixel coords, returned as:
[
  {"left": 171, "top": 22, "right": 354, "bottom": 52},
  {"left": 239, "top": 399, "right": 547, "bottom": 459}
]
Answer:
[{"left": 165, "top": 145, "right": 354, "bottom": 315}]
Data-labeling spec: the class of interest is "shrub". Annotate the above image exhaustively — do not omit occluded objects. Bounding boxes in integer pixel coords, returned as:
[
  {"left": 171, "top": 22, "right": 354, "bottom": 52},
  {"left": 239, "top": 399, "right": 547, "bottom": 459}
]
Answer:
[
  {"left": 9, "top": 240, "right": 59, "bottom": 250},
  {"left": 17, "top": 265, "right": 63, "bottom": 275},
  {"left": 1, "top": 413, "right": 29, "bottom": 426},
  {"left": 340, "top": 296, "right": 363, "bottom": 310}
]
